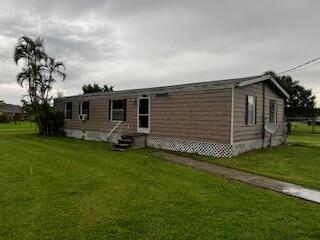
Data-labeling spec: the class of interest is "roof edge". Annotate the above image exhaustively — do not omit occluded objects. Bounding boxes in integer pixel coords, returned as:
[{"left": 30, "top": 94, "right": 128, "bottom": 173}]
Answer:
[
  {"left": 237, "top": 75, "right": 289, "bottom": 98},
  {"left": 54, "top": 74, "right": 289, "bottom": 100}
]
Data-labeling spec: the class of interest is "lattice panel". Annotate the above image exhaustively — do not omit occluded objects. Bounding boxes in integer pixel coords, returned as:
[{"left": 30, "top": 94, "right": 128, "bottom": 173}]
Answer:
[{"left": 147, "top": 136, "right": 233, "bottom": 158}]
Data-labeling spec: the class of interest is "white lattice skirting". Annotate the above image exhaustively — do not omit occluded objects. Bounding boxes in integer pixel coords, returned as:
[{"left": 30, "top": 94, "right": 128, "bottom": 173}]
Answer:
[{"left": 147, "top": 136, "right": 233, "bottom": 158}]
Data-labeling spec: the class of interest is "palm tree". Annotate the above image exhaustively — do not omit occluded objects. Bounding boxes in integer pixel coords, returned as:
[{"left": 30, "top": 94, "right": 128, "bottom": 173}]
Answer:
[
  {"left": 14, "top": 36, "right": 47, "bottom": 132},
  {"left": 14, "top": 36, "right": 47, "bottom": 105},
  {"left": 14, "top": 36, "right": 66, "bottom": 135},
  {"left": 40, "top": 57, "right": 66, "bottom": 104}
]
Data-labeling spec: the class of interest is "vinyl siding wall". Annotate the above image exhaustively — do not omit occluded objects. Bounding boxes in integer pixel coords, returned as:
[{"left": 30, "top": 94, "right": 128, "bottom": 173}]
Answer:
[
  {"left": 233, "top": 82, "right": 285, "bottom": 142},
  {"left": 54, "top": 88, "right": 232, "bottom": 144},
  {"left": 150, "top": 88, "right": 232, "bottom": 144},
  {"left": 54, "top": 96, "right": 137, "bottom": 135}
]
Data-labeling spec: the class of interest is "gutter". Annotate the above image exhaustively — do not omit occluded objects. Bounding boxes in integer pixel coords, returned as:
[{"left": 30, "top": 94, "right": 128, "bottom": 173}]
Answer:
[{"left": 230, "top": 85, "right": 235, "bottom": 145}]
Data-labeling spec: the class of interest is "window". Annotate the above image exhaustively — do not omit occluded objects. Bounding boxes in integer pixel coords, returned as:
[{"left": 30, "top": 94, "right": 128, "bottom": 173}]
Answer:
[
  {"left": 138, "top": 98, "right": 149, "bottom": 130},
  {"left": 246, "top": 95, "right": 256, "bottom": 125},
  {"left": 79, "top": 101, "right": 89, "bottom": 119},
  {"left": 110, "top": 99, "right": 126, "bottom": 121},
  {"left": 65, "top": 102, "right": 72, "bottom": 120},
  {"left": 269, "top": 100, "right": 277, "bottom": 124}
]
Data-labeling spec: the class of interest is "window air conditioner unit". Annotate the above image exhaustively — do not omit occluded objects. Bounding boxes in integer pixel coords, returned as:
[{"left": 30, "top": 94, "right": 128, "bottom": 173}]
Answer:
[{"left": 79, "top": 114, "right": 88, "bottom": 121}]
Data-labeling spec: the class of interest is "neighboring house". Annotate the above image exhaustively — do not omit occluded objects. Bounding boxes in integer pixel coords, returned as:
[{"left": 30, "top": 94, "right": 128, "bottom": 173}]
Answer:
[
  {"left": 0, "top": 103, "right": 24, "bottom": 120},
  {"left": 54, "top": 75, "right": 288, "bottom": 157}
]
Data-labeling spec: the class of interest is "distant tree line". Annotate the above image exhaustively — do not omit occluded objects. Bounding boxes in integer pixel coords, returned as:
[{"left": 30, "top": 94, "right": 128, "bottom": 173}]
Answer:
[
  {"left": 265, "top": 71, "right": 317, "bottom": 117},
  {"left": 82, "top": 83, "right": 113, "bottom": 94}
]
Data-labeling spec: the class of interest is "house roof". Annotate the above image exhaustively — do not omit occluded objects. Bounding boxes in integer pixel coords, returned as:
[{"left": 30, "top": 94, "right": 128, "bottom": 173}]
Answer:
[
  {"left": 0, "top": 103, "right": 22, "bottom": 113},
  {"left": 61, "top": 74, "right": 289, "bottom": 99}
]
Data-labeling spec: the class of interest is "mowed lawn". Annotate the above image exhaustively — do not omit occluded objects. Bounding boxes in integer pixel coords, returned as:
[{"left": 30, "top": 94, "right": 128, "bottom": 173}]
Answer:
[
  {"left": 0, "top": 121, "right": 37, "bottom": 132},
  {"left": 188, "top": 134, "right": 320, "bottom": 191},
  {"left": 288, "top": 133, "right": 320, "bottom": 147},
  {"left": 1, "top": 124, "right": 320, "bottom": 239},
  {"left": 290, "top": 121, "right": 320, "bottom": 134}
]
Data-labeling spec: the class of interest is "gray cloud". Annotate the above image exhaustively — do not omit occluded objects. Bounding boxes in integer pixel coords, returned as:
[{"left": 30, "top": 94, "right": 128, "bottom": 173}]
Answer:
[{"left": 0, "top": 0, "right": 320, "bottom": 106}]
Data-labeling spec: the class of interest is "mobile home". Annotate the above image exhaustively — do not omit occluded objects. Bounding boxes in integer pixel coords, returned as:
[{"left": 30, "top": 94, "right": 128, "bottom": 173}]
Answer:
[{"left": 54, "top": 75, "right": 288, "bottom": 157}]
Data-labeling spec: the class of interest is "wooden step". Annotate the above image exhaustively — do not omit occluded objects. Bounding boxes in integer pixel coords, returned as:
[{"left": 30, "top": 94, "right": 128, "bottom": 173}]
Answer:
[
  {"left": 118, "top": 139, "right": 133, "bottom": 145},
  {"left": 121, "top": 135, "right": 134, "bottom": 140},
  {"left": 111, "top": 148, "right": 126, "bottom": 152},
  {"left": 121, "top": 133, "right": 145, "bottom": 140},
  {"left": 113, "top": 143, "right": 131, "bottom": 149}
]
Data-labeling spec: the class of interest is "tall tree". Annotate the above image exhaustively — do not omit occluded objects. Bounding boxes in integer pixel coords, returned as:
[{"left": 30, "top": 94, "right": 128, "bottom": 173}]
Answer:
[
  {"left": 264, "top": 71, "right": 316, "bottom": 117},
  {"left": 82, "top": 83, "right": 113, "bottom": 94},
  {"left": 14, "top": 36, "right": 47, "bottom": 105},
  {"left": 14, "top": 36, "right": 66, "bottom": 135},
  {"left": 40, "top": 57, "right": 66, "bottom": 103}
]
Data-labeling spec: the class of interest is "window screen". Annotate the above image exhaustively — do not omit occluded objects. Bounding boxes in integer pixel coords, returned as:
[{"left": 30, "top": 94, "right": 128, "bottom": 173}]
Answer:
[
  {"left": 81, "top": 101, "right": 89, "bottom": 115},
  {"left": 65, "top": 102, "right": 72, "bottom": 119},
  {"left": 111, "top": 99, "right": 126, "bottom": 121},
  {"left": 269, "top": 100, "right": 277, "bottom": 124},
  {"left": 246, "top": 95, "right": 256, "bottom": 125}
]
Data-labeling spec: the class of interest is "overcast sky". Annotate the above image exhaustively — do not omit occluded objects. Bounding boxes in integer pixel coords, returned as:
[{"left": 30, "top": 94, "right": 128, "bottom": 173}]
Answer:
[{"left": 0, "top": 0, "right": 319, "bottom": 106}]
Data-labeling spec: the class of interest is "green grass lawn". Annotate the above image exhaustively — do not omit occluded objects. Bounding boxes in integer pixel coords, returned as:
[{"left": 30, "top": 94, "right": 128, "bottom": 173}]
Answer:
[
  {"left": 287, "top": 133, "right": 320, "bottom": 147},
  {"left": 0, "top": 121, "right": 37, "bottom": 133},
  {"left": 1, "top": 125, "right": 320, "bottom": 239},
  {"left": 291, "top": 121, "right": 320, "bottom": 134},
  {"left": 187, "top": 134, "right": 320, "bottom": 191}
]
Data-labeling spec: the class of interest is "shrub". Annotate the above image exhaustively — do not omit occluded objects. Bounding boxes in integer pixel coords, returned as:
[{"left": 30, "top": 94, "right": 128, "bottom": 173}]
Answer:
[
  {"left": 0, "top": 113, "right": 13, "bottom": 123},
  {"left": 38, "top": 107, "right": 65, "bottom": 136}
]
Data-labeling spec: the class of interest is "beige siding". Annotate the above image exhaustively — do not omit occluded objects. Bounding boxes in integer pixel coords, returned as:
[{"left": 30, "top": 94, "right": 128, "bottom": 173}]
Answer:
[
  {"left": 233, "top": 83, "right": 285, "bottom": 142},
  {"left": 150, "top": 88, "right": 232, "bottom": 144},
  {"left": 54, "top": 88, "right": 232, "bottom": 144},
  {"left": 265, "top": 84, "right": 285, "bottom": 137},
  {"left": 55, "top": 95, "right": 137, "bottom": 134}
]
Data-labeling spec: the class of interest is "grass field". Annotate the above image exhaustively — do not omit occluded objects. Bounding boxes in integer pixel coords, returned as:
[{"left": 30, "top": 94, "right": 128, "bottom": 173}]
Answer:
[
  {"left": 0, "top": 121, "right": 37, "bottom": 132},
  {"left": 290, "top": 121, "right": 320, "bottom": 134},
  {"left": 187, "top": 134, "right": 320, "bottom": 191},
  {"left": 288, "top": 134, "right": 320, "bottom": 147},
  {"left": 1, "top": 123, "right": 320, "bottom": 239}
]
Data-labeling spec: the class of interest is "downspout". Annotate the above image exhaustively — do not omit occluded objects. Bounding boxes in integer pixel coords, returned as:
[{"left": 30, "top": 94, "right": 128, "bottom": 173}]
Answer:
[
  {"left": 230, "top": 86, "right": 235, "bottom": 146},
  {"left": 262, "top": 82, "right": 266, "bottom": 140}
]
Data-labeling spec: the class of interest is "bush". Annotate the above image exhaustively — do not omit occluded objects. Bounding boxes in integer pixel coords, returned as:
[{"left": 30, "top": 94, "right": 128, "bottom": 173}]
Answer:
[
  {"left": 0, "top": 113, "right": 13, "bottom": 123},
  {"left": 38, "top": 108, "right": 65, "bottom": 136},
  {"left": 48, "top": 111, "right": 65, "bottom": 136}
]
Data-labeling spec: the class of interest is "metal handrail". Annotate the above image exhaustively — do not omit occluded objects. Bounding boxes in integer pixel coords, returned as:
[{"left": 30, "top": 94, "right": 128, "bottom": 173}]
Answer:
[
  {"left": 112, "top": 129, "right": 122, "bottom": 143},
  {"left": 106, "top": 121, "right": 122, "bottom": 142}
]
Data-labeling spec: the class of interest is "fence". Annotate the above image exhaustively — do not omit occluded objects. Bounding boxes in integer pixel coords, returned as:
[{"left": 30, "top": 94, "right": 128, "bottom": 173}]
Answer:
[{"left": 286, "top": 117, "right": 320, "bottom": 135}]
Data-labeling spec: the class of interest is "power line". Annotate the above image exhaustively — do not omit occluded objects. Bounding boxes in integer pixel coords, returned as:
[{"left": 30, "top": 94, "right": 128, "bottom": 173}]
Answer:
[
  {"left": 277, "top": 56, "right": 320, "bottom": 75},
  {"left": 281, "top": 60, "right": 320, "bottom": 75}
]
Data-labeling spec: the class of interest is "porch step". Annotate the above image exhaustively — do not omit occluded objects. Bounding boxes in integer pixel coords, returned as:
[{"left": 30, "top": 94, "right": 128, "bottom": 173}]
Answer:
[
  {"left": 118, "top": 139, "right": 133, "bottom": 145},
  {"left": 113, "top": 143, "right": 131, "bottom": 149},
  {"left": 121, "top": 135, "right": 135, "bottom": 140},
  {"left": 111, "top": 134, "right": 146, "bottom": 152},
  {"left": 111, "top": 148, "right": 126, "bottom": 152},
  {"left": 121, "top": 133, "right": 145, "bottom": 140}
]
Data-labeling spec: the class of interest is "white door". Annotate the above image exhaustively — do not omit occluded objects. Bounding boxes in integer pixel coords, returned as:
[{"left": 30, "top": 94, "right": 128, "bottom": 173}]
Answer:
[{"left": 137, "top": 97, "right": 150, "bottom": 134}]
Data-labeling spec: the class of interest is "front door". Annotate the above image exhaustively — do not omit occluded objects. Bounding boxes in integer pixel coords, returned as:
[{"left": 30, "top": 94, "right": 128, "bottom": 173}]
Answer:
[{"left": 137, "top": 97, "right": 150, "bottom": 134}]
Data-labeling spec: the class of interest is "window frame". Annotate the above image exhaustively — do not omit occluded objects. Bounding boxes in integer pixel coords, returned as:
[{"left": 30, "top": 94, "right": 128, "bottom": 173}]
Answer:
[
  {"left": 269, "top": 99, "right": 277, "bottom": 124},
  {"left": 246, "top": 95, "right": 257, "bottom": 125},
  {"left": 110, "top": 99, "right": 126, "bottom": 122},
  {"left": 65, "top": 102, "right": 72, "bottom": 120},
  {"left": 137, "top": 97, "right": 150, "bottom": 134},
  {"left": 79, "top": 101, "right": 89, "bottom": 116}
]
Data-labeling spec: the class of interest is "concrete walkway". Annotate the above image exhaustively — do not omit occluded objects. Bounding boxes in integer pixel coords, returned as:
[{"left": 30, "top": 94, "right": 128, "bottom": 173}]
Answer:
[{"left": 154, "top": 152, "right": 320, "bottom": 204}]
